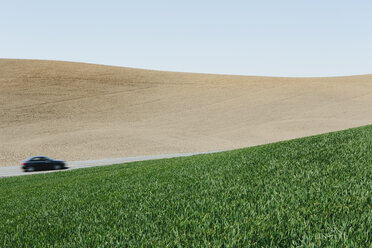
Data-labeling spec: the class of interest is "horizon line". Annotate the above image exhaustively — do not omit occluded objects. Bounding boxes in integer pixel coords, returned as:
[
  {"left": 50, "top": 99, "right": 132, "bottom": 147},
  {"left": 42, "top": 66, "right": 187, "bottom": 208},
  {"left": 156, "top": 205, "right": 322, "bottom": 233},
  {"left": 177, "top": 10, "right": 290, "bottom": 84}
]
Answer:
[{"left": 2, "top": 57, "right": 371, "bottom": 79}]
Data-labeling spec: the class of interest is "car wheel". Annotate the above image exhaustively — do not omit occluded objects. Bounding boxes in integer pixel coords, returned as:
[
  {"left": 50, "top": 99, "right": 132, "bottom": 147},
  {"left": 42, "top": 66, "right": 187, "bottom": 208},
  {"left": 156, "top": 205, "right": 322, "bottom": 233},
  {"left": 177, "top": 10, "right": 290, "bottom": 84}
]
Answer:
[
  {"left": 53, "top": 164, "right": 62, "bottom": 170},
  {"left": 26, "top": 166, "right": 35, "bottom": 172}
]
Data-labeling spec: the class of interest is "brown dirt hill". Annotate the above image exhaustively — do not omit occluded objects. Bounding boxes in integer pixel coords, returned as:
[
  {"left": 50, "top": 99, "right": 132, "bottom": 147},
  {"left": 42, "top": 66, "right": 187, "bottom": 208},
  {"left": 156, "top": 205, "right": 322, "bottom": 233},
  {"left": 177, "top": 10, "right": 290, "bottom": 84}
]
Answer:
[{"left": 1, "top": 59, "right": 372, "bottom": 166}]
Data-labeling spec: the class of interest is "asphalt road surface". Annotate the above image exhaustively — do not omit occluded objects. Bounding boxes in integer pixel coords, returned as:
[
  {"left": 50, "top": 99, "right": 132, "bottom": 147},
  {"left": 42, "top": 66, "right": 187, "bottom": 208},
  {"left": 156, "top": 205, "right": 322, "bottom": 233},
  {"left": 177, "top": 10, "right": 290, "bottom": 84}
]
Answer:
[{"left": 0, "top": 152, "right": 217, "bottom": 178}]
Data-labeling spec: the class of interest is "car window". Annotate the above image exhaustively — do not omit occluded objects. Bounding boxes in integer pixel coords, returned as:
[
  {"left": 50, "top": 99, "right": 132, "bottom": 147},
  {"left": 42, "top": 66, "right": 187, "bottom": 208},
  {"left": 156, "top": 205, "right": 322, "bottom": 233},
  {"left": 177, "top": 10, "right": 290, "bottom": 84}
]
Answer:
[{"left": 31, "top": 157, "right": 41, "bottom": 161}]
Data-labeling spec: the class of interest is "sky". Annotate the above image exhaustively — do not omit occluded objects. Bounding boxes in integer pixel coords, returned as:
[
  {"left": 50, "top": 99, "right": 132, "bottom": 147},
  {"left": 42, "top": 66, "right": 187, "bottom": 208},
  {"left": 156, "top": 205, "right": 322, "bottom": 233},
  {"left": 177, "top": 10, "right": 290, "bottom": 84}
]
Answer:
[{"left": 1, "top": 0, "right": 372, "bottom": 77}]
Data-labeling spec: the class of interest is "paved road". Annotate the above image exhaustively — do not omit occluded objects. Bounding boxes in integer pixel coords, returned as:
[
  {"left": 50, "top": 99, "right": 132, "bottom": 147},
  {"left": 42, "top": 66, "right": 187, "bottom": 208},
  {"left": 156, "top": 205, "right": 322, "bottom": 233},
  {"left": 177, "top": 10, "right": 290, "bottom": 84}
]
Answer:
[{"left": 0, "top": 151, "right": 217, "bottom": 178}]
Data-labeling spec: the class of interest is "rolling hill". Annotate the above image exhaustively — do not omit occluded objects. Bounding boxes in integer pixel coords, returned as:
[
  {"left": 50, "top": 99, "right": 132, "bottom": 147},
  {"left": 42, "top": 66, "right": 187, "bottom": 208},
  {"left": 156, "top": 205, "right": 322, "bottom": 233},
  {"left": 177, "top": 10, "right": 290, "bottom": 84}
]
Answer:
[
  {"left": 1, "top": 59, "right": 372, "bottom": 166},
  {"left": 1, "top": 125, "right": 372, "bottom": 246}
]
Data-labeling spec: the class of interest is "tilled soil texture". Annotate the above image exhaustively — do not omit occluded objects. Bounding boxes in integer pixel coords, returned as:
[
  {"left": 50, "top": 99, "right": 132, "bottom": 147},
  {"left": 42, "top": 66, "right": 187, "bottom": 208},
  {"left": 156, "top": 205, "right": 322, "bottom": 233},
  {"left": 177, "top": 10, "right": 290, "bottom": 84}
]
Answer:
[{"left": 1, "top": 59, "right": 371, "bottom": 166}]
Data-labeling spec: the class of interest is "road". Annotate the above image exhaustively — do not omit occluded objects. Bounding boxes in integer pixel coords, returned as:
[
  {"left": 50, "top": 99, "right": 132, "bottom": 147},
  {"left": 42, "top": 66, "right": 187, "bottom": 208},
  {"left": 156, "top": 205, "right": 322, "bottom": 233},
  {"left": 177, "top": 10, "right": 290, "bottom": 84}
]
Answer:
[{"left": 0, "top": 151, "right": 217, "bottom": 178}]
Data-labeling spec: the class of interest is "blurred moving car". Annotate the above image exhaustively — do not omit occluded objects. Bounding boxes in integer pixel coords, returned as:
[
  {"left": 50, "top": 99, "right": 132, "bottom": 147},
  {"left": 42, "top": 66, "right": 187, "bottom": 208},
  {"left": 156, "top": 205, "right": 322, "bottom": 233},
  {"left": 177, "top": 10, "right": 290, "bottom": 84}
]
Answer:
[{"left": 21, "top": 156, "right": 66, "bottom": 172}]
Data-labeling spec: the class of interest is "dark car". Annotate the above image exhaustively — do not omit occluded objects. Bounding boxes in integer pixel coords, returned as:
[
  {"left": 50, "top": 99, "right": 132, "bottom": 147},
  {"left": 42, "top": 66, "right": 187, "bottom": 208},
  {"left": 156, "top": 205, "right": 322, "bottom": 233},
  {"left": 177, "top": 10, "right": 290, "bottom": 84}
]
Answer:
[{"left": 22, "top": 156, "right": 66, "bottom": 172}]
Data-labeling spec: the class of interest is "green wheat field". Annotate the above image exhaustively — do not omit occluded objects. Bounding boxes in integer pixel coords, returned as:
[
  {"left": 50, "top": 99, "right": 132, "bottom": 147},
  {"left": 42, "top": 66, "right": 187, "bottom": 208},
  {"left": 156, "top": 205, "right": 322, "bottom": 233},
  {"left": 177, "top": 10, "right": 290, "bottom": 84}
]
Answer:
[{"left": 1, "top": 125, "right": 372, "bottom": 247}]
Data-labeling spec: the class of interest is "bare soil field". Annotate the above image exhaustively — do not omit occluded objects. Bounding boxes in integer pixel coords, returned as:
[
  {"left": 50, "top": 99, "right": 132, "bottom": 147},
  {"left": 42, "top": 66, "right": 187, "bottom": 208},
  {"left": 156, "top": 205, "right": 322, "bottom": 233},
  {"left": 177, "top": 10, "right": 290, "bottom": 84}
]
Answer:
[{"left": 1, "top": 59, "right": 371, "bottom": 166}]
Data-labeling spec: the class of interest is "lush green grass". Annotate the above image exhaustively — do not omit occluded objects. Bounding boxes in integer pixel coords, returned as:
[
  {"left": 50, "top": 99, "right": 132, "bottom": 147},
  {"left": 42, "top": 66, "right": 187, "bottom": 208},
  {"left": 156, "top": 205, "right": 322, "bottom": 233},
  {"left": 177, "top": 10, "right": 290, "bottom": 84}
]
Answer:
[{"left": 1, "top": 126, "right": 372, "bottom": 247}]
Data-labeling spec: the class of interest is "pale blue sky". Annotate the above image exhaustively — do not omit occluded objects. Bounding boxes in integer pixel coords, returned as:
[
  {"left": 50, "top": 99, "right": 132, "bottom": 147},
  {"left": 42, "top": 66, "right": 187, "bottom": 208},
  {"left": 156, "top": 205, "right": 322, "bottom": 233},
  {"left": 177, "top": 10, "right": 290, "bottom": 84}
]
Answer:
[{"left": 1, "top": 0, "right": 371, "bottom": 76}]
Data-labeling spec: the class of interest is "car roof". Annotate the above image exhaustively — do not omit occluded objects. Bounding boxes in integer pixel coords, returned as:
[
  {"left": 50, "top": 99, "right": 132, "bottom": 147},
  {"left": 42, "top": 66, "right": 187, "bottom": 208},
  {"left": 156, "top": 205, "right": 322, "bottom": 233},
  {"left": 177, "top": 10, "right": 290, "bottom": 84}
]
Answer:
[{"left": 27, "top": 156, "right": 50, "bottom": 160}]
